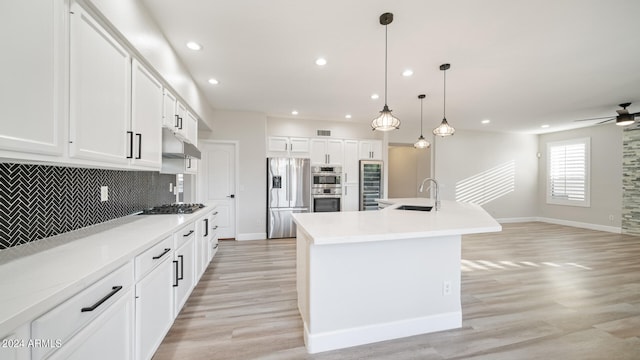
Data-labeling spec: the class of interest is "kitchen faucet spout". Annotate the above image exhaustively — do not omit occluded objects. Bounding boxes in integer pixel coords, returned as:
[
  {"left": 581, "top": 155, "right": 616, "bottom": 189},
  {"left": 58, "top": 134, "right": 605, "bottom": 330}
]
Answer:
[{"left": 418, "top": 178, "right": 441, "bottom": 211}]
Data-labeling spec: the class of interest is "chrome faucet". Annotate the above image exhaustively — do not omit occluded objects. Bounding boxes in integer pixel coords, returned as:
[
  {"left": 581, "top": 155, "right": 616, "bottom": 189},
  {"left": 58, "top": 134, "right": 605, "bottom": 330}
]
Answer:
[{"left": 419, "top": 178, "right": 441, "bottom": 211}]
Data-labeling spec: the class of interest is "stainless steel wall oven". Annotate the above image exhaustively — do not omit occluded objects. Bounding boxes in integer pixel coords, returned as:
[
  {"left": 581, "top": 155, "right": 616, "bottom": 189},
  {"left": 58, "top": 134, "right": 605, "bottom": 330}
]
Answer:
[{"left": 311, "top": 165, "right": 342, "bottom": 212}]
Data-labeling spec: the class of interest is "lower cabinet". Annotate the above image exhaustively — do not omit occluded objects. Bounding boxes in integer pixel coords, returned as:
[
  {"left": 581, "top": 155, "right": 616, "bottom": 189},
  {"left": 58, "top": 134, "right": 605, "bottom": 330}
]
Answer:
[
  {"left": 0, "top": 324, "right": 30, "bottom": 360},
  {"left": 174, "top": 227, "right": 196, "bottom": 315},
  {"left": 134, "top": 237, "right": 174, "bottom": 360},
  {"left": 343, "top": 183, "right": 359, "bottom": 211},
  {"left": 47, "top": 290, "right": 134, "bottom": 360},
  {"left": 31, "top": 262, "right": 134, "bottom": 360}
]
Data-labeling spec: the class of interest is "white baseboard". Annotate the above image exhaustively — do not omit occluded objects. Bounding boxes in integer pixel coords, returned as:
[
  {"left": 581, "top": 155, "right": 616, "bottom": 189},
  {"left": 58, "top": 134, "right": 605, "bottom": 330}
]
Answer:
[
  {"left": 235, "top": 232, "right": 266, "bottom": 241},
  {"left": 496, "top": 217, "right": 538, "bottom": 223},
  {"left": 537, "top": 217, "right": 621, "bottom": 234},
  {"left": 304, "top": 311, "right": 461, "bottom": 354}
]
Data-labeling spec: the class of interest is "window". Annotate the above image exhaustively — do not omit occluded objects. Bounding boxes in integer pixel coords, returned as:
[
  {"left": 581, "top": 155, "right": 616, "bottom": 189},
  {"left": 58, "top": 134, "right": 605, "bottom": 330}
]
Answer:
[{"left": 547, "top": 137, "right": 590, "bottom": 207}]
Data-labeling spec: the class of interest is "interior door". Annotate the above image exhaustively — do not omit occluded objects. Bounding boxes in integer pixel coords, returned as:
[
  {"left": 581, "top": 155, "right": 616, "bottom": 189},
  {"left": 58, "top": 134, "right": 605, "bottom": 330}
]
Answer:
[{"left": 200, "top": 142, "right": 236, "bottom": 239}]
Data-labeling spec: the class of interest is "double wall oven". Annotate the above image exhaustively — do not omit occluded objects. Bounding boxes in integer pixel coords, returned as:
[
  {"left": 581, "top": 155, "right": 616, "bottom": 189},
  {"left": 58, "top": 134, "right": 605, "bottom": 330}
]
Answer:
[{"left": 312, "top": 165, "right": 342, "bottom": 212}]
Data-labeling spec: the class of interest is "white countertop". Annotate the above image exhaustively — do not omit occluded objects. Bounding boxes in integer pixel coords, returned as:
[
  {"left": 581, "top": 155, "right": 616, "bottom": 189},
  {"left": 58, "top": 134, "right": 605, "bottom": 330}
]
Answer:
[
  {"left": 292, "top": 198, "right": 501, "bottom": 245},
  {"left": 0, "top": 205, "right": 215, "bottom": 336}
]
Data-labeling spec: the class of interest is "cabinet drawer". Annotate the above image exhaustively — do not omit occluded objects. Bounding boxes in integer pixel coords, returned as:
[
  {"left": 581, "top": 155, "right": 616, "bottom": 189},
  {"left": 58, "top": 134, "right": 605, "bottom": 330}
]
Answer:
[
  {"left": 135, "top": 236, "right": 173, "bottom": 281},
  {"left": 31, "top": 262, "right": 133, "bottom": 360},
  {"left": 174, "top": 222, "right": 195, "bottom": 248}
]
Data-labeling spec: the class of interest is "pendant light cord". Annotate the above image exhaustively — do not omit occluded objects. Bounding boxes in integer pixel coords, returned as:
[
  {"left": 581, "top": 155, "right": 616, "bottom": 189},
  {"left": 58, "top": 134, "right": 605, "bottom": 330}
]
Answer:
[
  {"left": 420, "top": 97, "right": 424, "bottom": 135},
  {"left": 384, "top": 24, "right": 388, "bottom": 106},
  {"left": 443, "top": 69, "right": 446, "bottom": 119}
]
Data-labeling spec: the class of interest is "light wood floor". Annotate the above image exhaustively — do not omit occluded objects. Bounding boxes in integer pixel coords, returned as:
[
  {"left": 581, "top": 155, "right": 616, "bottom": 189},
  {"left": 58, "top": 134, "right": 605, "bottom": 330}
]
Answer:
[{"left": 154, "top": 222, "right": 640, "bottom": 359}]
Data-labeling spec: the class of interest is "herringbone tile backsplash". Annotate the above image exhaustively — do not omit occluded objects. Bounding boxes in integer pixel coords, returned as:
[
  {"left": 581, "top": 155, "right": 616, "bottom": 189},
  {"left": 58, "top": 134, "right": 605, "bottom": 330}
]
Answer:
[{"left": 0, "top": 163, "right": 176, "bottom": 249}]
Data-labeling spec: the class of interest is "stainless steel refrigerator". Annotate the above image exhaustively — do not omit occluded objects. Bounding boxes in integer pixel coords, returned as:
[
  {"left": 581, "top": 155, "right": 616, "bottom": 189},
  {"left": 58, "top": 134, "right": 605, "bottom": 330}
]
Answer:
[
  {"left": 360, "top": 160, "right": 384, "bottom": 211},
  {"left": 267, "top": 157, "right": 311, "bottom": 238}
]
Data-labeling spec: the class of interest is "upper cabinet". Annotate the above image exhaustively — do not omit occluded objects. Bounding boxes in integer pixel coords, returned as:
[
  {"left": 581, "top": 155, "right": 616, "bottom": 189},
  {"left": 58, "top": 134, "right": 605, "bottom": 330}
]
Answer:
[
  {"left": 0, "top": 0, "right": 66, "bottom": 156},
  {"left": 267, "top": 136, "right": 309, "bottom": 157},
  {"left": 310, "top": 138, "right": 343, "bottom": 165},
  {"left": 69, "top": 4, "right": 163, "bottom": 170},
  {"left": 68, "top": 3, "right": 132, "bottom": 166},
  {"left": 343, "top": 140, "right": 359, "bottom": 184},
  {"left": 185, "top": 111, "right": 198, "bottom": 146},
  {"left": 162, "top": 90, "right": 179, "bottom": 130},
  {"left": 131, "top": 59, "right": 163, "bottom": 169},
  {"left": 359, "top": 140, "right": 383, "bottom": 160}
]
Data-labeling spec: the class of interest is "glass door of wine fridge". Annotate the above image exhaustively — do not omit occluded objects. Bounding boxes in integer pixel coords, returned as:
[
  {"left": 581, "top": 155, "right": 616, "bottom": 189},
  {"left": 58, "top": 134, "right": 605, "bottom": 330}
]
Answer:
[{"left": 359, "top": 160, "right": 383, "bottom": 211}]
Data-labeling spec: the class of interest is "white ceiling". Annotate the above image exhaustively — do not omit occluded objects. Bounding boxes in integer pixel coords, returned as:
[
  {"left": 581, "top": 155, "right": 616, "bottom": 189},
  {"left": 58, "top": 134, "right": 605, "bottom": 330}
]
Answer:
[{"left": 140, "top": 0, "right": 640, "bottom": 134}]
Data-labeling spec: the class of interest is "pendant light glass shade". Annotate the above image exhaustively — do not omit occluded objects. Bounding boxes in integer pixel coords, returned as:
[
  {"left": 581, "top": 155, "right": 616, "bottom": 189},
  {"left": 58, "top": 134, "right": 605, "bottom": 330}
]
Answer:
[
  {"left": 371, "top": 13, "right": 400, "bottom": 132},
  {"left": 414, "top": 94, "right": 430, "bottom": 148},
  {"left": 433, "top": 63, "right": 455, "bottom": 137}
]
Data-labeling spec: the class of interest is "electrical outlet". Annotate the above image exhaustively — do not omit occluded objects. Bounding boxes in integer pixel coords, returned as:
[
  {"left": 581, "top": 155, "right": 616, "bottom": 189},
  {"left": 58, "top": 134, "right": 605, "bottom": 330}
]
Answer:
[
  {"left": 169, "top": 183, "right": 173, "bottom": 192},
  {"left": 100, "top": 186, "right": 109, "bottom": 202},
  {"left": 443, "top": 281, "right": 451, "bottom": 296}
]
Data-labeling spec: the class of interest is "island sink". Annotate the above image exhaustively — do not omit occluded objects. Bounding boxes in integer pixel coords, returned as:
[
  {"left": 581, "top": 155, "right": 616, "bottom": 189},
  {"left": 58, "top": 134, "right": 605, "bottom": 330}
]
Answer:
[{"left": 395, "top": 205, "right": 433, "bottom": 211}]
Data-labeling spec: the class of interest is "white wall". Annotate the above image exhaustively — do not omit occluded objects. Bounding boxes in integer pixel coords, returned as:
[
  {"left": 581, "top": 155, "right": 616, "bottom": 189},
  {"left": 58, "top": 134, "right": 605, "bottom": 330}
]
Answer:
[
  {"left": 199, "top": 110, "right": 267, "bottom": 239},
  {"left": 267, "top": 117, "right": 383, "bottom": 140},
  {"left": 537, "top": 124, "right": 623, "bottom": 229},
  {"left": 434, "top": 130, "right": 539, "bottom": 220}
]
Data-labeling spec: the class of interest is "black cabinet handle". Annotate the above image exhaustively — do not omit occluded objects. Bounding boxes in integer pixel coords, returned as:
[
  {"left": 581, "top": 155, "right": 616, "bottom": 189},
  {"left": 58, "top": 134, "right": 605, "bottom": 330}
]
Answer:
[
  {"left": 187, "top": 158, "right": 192, "bottom": 169},
  {"left": 178, "top": 117, "right": 183, "bottom": 130},
  {"left": 173, "top": 260, "right": 179, "bottom": 287},
  {"left": 81, "top": 286, "right": 123, "bottom": 312},
  {"left": 213, "top": 225, "right": 218, "bottom": 230},
  {"left": 213, "top": 212, "right": 218, "bottom": 215},
  {"left": 183, "top": 230, "right": 194, "bottom": 237},
  {"left": 136, "top": 133, "right": 142, "bottom": 159},
  {"left": 126, "top": 131, "right": 133, "bottom": 159},
  {"left": 152, "top": 248, "right": 171, "bottom": 260},
  {"left": 178, "top": 255, "right": 184, "bottom": 280},
  {"left": 213, "top": 244, "right": 218, "bottom": 249},
  {"left": 204, "top": 219, "right": 209, "bottom": 237},
  {"left": 175, "top": 114, "right": 180, "bottom": 128}
]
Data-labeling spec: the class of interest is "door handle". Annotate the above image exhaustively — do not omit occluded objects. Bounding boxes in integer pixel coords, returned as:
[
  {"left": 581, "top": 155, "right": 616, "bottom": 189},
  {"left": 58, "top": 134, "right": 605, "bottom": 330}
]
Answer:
[
  {"left": 227, "top": 194, "right": 235, "bottom": 198},
  {"left": 136, "top": 133, "right": 142, "bottom": 159},
  {"left": 126, "top": 131, "right": 133, "bottom": 159}
]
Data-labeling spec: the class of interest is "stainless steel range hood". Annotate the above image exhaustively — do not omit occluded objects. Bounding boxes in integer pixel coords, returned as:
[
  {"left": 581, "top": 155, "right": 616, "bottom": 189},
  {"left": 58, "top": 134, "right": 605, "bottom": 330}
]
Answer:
[{"left": 162, "top": 128, "right": 201, "bottom": 159}]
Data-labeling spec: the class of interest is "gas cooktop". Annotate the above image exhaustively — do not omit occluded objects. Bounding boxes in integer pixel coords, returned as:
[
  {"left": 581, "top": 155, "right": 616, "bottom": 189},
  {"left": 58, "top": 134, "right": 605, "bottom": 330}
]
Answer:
[{"left": 141, "top": 203, "right": 205, "bottom": 215}]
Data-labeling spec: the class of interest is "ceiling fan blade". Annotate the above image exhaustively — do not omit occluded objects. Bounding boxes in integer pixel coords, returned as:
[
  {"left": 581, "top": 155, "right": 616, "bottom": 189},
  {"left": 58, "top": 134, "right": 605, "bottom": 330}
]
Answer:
[
  {"left": 596, "top": 118, "right": 615, "bottom": 124},
  {"left": 573, "top": 116, "right": 615, "bottom": 122}
]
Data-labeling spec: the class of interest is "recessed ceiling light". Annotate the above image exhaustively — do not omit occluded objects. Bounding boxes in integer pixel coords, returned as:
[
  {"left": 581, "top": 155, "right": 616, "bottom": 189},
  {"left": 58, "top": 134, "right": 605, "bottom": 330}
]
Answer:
[
  {"left": 186, "top": 41, "right": 202, "bottom": 51},
  {"left": 208, "top": 78, "right": 219, "bottom": 85},
  {"left": 371, "top": 94, "right": 379, "bottom": 100},
  {"left": 481, "top": 119, "right": 490, "bottom": 124},
  {"left": 402, "top": 69, "right": 413, "bottom": 77},
  {"left": 541, "top": 124, "right": 550, "bottom": 128},
  {"left": 315, "top": 58, "right": 327, "bottom": 66},
  {"left": 345, "top": 114, "right": 352, "bottom": 119},
  {"left": 291, "top": 110, "right": 298, "bottom": 115}
]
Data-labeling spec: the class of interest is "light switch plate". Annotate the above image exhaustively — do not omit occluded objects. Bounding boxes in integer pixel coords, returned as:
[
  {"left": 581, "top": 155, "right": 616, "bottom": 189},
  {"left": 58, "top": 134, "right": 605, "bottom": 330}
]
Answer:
[{"left": 100, "top": 186, "right": 109, "bottom": 202}]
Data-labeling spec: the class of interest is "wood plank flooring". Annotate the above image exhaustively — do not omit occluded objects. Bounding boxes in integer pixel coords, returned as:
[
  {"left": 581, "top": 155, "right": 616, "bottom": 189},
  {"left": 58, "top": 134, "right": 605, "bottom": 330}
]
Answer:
[{"left": 154, "top": 222, "right": 640, "bottom": 359}]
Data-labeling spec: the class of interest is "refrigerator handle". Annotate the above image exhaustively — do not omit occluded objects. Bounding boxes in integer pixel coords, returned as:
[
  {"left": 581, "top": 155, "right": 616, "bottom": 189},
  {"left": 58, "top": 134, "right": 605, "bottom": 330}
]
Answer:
[{"left": 286, "top": 162, "right": 290, "bottom": 202}]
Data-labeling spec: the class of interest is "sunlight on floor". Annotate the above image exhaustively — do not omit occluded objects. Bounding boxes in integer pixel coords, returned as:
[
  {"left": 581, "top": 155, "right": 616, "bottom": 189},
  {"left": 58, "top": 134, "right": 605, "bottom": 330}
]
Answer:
[{"left": 461, "top": 259, "right": 593, "bottom": 272}]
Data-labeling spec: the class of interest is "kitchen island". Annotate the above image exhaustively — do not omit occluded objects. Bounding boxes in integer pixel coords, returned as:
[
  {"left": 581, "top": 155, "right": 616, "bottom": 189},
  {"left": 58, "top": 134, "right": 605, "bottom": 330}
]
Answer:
[{"left": 291, "top": 198, "right": 501, "bottom": 353}]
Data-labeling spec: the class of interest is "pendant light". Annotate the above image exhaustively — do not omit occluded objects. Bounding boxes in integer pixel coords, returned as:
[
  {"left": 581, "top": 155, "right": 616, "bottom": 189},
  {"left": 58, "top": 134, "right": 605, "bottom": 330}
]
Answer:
[
  {"left": 371, "top": 12, "right": 400, "bottom": 131},
  {"left": 433, "top": 63, "right": 455, "bottom": 136},
  {"left": 414, "top": 94, "right": 430, "bottom": 148}
]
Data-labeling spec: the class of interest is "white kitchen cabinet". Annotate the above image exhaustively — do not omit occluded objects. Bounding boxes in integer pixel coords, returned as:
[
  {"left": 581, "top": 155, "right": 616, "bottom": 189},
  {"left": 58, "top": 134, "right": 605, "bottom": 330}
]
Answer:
[
  {"left": 162, "top": 90, "right": 179, "bottom": 130},
  {"left": 134, "top": 236, "right": 174, "bottom": 360},
  {"left": 185, "top": 157, "right": 198, "bottom": 174},
  {"left": 359, "top": 140, "right": 383, "bottom": 160},
  {"left": 48, "top": 289, "right": 134, "bottom": 360},
  {"left": 195, "top": 212, "right": 212, "bottom": 278},
  {"left": 209, "top": 209, "right": 220, "bottom": 262},
  {"left": 267, "top": 136, "right": 309, "bottom": 157},
  {"left": 343, "top": 183, "right": 359, "bottom": 211},
  {"left": 68, "top": 2, "right": 131, "bottom": 166},
  {"left": 343, "top": 140, "right": 359, "bottom": 185},
  {"left": 185, "top": 111, "right": 198, "bottom": 146},
  {"left": 175, "top": 102, "right": 188, "bottom": 139},
  {"left": 174, "top": 225, "right": 196, "bottom": 315},
  {"left": 310, "top": 138, "right": 343, "bottom": 165},
  {"left": 131, "top": 59, "right": 163, "bottom": 170},
  {"left": 0, "top": 0, "right": 66, "bottom": 157},
  {"left": 31, "top": 262, "right": 134, "bottom": 360},
  {"left": 0, "top": 323, "right": 30, "bottom": 360}
]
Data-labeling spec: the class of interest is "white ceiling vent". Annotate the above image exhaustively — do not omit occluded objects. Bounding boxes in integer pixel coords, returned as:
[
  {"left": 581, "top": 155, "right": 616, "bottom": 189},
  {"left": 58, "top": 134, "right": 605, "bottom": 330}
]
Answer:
[{"left": 317, "top": 130, "right": 331, "bottom": 137}]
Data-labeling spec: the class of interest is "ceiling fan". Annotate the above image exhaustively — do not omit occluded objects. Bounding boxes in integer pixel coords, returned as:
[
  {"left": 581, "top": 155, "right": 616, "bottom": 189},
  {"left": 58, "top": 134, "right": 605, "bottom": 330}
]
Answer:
[{"left": 574, "top": 103, "right": 638, "bottom": 126}]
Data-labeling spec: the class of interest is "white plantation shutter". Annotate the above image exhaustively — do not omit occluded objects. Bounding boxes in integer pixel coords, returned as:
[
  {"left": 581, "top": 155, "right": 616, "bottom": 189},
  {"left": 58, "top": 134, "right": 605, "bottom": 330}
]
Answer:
[{"left": 547, "top": 138, "right": 590, "bottom": 207}]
